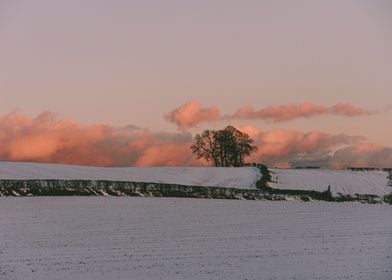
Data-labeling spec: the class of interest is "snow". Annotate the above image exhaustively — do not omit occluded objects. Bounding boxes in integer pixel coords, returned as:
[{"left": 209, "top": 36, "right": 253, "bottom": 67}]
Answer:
[
  {"left": 0, "top": 162, "right": 391, "bottom": 196},
  {"left": 269, "top": 168, "right": 391, "bottom": 196},
  {"left": 0, "top": 161, "right": 261, "bottom": 189},
  {"left": 0, "top": 197, "right": 391, "bottom": 280}
]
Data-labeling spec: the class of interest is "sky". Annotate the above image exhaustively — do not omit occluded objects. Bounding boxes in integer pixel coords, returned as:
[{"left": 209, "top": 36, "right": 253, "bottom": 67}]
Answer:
[{"left": 0, "top": 0, "right": 391, "bottom": 167}]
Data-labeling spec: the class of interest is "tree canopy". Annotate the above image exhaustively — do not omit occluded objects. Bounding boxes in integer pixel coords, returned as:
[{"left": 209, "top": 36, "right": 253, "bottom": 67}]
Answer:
[{"left": 191, "top": 126, "right": 258, "bottom": 167}]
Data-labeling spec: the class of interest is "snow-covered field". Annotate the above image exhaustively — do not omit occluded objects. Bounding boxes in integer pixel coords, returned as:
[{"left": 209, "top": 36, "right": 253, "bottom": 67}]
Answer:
[
  {"left": 0, "top": 162, "right": 391, "bottom": 197},
  {"left": 0, "top": 161, "right": 260, "bottom": 189},
  {"left": 0, "top": 197, "right": 391, "bottom": 280},
  {"left": 270, "top": 168, "right": 391, "bottom": 196}
]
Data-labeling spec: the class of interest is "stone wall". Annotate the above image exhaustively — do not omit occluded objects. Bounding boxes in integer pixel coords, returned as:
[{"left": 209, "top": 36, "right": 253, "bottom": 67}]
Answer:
[{"left": 0, "top": 179, "right": 388, "bottom": 204}]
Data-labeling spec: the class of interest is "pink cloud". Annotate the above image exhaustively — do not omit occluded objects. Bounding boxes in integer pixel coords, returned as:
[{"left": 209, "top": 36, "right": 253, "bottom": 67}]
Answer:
[
  {"left": 0, "top": 111, "right": 389, "bottom": 168},
  {"left": 166, "top": 101, "right": 372, "bottom": 130},
  {"left": 330, "top": 103, "right": 370, "bottom": 117},
  {"left": 244, "top": 128, "right": 365, "bottom": 167},
  {"left": 329, "top": 144, "right": 392, "bottom": 169},
  {"left": 164, "top": 101, "right": 220, "bottom": 131},
  {"left": 242, "top": 128, "right": 391, "bottom": 168},
  {"left": 231, "top": 102, "right": 371, "bottom": 122},
  {"left": 0, "top": 111, "right": 201, "bottom": 167}
]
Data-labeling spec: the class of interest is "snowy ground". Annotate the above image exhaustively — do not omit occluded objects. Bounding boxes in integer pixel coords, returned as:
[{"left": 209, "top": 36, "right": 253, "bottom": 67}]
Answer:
[
  {"left": 0, "top": 161, "right": 261, "bottom": 189},
  {"left": 0, "top": 162, "right": 390, "bottom": 196},
  {"left": 0, "top": 197, "right": 391, "bottom": 280},
  {"left": 270, "top": 168, "right": 391, "bottom": 197}
]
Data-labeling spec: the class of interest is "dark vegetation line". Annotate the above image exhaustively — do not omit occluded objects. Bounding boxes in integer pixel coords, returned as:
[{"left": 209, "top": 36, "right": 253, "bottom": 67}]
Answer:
[{"left": 0, "top": 179, "right": 285, "bottom": 201}]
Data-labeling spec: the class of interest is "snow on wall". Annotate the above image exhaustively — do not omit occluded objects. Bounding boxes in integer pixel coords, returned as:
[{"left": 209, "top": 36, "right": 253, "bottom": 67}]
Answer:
[
  {"left": 269, "top": 168, "right": 391, "bottom": 196},
  {"left": 0, "top": 161, "right": 261, "bottom": 189}
]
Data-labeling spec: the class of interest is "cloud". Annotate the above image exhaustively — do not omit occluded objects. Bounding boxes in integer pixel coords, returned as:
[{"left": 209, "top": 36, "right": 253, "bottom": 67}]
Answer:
[
  {"left": 231, "top": 102, "right": 371, "bottom": 122},
  {"left": 164, "top": 100, "right": 220, "bottom": 131},
  {"left": 0, "top": 111, "right": 204, "bottom": 167},
  {"left": 240, "top": 126, "right": 391, "bottom": 169},
  {"left": 329, "top": 144, "right": 392, "bottom": 169},
  {"left": 329, "top": 103, "right": 370, "bottom": 117},
  {"left": 0, "top": 111, "right": 389, "bottom": 168},
  {"left": 241, "top": 127, "right": 365, "bottom": 168},
  {"left": 165, "top": 101, "right": 372, "bottom": 130}
]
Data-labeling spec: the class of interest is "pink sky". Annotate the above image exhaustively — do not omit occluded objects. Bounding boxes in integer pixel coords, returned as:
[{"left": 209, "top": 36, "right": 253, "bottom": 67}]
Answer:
[{"left": 0, "top": 1, "right": 391, "bottom": 167}]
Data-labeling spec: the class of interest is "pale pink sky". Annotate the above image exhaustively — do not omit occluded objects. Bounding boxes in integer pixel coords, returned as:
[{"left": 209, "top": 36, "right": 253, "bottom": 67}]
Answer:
[{"left": 0, "top": 0, "right": 391, "bottom": 167}]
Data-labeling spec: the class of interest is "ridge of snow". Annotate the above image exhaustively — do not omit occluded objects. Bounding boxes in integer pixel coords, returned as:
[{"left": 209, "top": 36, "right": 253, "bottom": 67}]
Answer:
[{"left": 0, "top": 161, "right": 261, "bottom": 189}]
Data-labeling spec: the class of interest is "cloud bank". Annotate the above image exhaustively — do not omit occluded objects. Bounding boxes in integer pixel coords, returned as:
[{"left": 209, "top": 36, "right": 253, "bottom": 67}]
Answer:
[
  {"left": 0, "top": 111, "right": 201, "bottom": 167},
  {"left": 0, "top": 111, "right": 390, "bottom": 168},
  {"left": 329, "top": 144, "right": 392, "bottom": 169},
  {"left": 165, "top": 101, "right": 371, "bottom": 131},
  {"left": 239, "top": 126, "right": 366, "bottom": 168},
  {"left": 232, "top": 102, "right": 370, "bottom": 122}
]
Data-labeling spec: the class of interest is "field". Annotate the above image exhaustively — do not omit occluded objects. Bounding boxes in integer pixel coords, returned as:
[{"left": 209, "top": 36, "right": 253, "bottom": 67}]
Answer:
[
  {"left": 1, "top": 197, "right": 391, "bottom": 280},
  {"left": 0, "top": 162, "right": 391, "bottom": 198},
  {"left": 0, "top": 161, "right": 260, "bottom": 189},
  {"left": 269, "top": 168, "right": 390, "bottom": 197}
]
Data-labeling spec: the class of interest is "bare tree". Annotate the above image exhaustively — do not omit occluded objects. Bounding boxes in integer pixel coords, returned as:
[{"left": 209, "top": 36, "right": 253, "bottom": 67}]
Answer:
[
  {"left": 191, "top": 126, "right": 258, "bottom": 167},
  {"left": 191, "top": 129, "right": 220, "bottom": 166}
]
